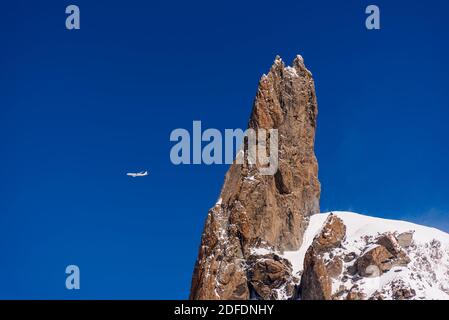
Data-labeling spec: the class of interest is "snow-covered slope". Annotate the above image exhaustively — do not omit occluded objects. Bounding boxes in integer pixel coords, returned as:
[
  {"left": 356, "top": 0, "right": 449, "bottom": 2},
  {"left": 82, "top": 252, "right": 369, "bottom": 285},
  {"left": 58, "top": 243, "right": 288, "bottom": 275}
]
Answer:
[{"left": 281, "top": 211, "right": 449, "bottom": 300}]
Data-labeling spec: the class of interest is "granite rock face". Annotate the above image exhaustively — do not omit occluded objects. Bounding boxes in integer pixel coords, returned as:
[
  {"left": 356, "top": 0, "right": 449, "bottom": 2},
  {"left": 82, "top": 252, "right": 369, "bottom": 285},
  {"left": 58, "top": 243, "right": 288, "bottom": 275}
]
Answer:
[
  {"left": 300, "top": 214, "right": 346, "bottom": 300},
  {"left": 189, "top": 55, "right": 321, "bottom": 300}
]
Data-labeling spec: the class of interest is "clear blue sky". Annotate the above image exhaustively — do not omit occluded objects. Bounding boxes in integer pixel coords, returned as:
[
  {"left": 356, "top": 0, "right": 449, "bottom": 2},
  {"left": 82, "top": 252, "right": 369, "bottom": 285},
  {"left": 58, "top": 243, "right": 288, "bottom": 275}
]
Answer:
[{"left": 1, "top": 0, "right": 448, "bottom": 299}]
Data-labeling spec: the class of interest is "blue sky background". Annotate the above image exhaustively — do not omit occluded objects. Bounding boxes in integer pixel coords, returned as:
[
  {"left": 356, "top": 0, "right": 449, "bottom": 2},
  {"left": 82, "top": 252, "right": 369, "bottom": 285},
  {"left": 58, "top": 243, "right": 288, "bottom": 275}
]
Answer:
[{"left": 1, "top": 0, "right": 448, "bottom": 299}]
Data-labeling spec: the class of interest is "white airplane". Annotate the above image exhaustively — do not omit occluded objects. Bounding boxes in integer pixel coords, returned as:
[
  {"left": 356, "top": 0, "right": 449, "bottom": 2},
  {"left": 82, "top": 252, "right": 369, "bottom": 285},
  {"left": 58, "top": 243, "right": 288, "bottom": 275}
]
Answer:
[{"left": 126, "top": 171, "right": 148, "bottom": 177}]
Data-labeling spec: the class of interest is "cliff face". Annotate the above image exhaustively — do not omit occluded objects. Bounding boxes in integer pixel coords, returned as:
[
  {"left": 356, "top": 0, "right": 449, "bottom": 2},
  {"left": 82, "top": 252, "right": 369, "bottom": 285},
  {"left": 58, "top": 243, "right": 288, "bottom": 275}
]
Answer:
[{"left": 190, "top": 55, "right": 321, "bottom": 300}]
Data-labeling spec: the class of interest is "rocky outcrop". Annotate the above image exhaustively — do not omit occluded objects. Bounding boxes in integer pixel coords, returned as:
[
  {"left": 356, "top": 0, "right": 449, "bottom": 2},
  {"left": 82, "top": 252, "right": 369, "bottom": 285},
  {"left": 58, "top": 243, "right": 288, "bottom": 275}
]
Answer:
[
  {"left": 370, "top": 279, "right": 417, "bottom": 300},
  {"left": 190, "top": 55, "right": 320, "bottom": 300},
  {"left": 326, "top": 256, "right": 343, "bottom": 279},
  {"left": 247, "top": 254, "right": 298, "bottom": 300},
  {"left": 356, "top": 233, "right": 411, "bottom": 277},
  {"left": 300, "top": 214, "right": 346, "bottom": 300},
  {"left": 356, "top": 245, "right": 394, "bottom": 277},
  {"left": 397, "top": 231, "right": 414, "bottom": 248},
  {"left": 299, "top": 213, "right": 420, "bottom": 300}
]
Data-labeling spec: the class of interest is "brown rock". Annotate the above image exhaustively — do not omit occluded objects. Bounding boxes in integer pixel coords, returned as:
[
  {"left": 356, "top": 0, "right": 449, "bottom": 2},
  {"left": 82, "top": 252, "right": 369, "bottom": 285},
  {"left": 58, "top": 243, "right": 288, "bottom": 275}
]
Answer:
[
  {"left": 371, "top": 279, "right": 417, "bottom": 300},
  {"left": 313, "top": 214, "right": 346, "bottom": 251},
  {"left": 247, "top": 254, "right": 298, "bottom": 300},
  {"left": 356, "top": 245, "right": 394, "bottom": 277},
  {"left": 326, "top": 256, "right": 343, "bottom": 278},
  {"left": 190, "top": 55, "right": 320, "bottom": 300},
  {"left": 397, "top": 231, "right": 414, "bottom": 248},
  {"left": 392, "top": 286, "right": 416, "bottom": 300},
  {"left": 376, "top": 233, "right": 402, "bottom": 255},
  {"left": 300, "top": 214, "right": 346, "bottom": 299},
  {"left": 301, "top": 248, "right": 332, "bottom": 300},
  {"left": 346, "top": 285, "right": 366, "bottom": 300},
  {"left": 332, "top": 285, "right": 348, "bottom": 300},
  {"left": 376, "top": 233, "right": 411, "bottom": 267}
]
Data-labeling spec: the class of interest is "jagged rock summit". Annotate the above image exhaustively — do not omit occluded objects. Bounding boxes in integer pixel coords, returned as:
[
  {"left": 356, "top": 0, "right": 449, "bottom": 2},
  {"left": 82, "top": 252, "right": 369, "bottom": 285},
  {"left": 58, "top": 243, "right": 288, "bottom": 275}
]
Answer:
[
  {"left": 190, "top": 55, "right": 321, "bottom": 300},
  {"left": 189, "top": 56, "right": 449, "bottom": 300}
]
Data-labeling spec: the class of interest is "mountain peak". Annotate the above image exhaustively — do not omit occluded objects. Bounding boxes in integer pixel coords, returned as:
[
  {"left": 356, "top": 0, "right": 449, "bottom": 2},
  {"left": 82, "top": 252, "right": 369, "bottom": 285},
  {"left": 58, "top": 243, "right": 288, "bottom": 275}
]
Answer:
[
  {"left": 190, "top": 55, "right": 449, "bottom": 300},
  {"left": 190, "top": 54, "right": 320, "bottom": 299}
]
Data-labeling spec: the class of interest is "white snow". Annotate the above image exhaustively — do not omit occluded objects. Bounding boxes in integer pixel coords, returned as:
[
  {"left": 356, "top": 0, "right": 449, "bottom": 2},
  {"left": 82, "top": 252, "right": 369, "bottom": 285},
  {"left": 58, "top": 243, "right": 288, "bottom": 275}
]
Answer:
[
  {"left": 285, "top": 66, "right": 298, "bottom": 77},
  {"left": 327, "top": 211, "right": 449, "bottom": 245},
  {"left": 250, "top": 247, "right": 273, "bottom": 256},
  {"left": 295, "top": 54, "right": 304, "bottom": 62},
  {"left": 245, "top": 175, "right": 257, "bottom": 182},
  {"left": 280, "top": 213, "right": 329, "bottom": 275}
]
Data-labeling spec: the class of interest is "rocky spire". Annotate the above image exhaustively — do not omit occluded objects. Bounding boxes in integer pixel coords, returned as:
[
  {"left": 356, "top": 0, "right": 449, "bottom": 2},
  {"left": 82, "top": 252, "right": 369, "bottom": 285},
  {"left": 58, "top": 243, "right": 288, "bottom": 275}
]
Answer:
[{"left": 190, "top": 55, "right": 321, "bottom": 300}]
